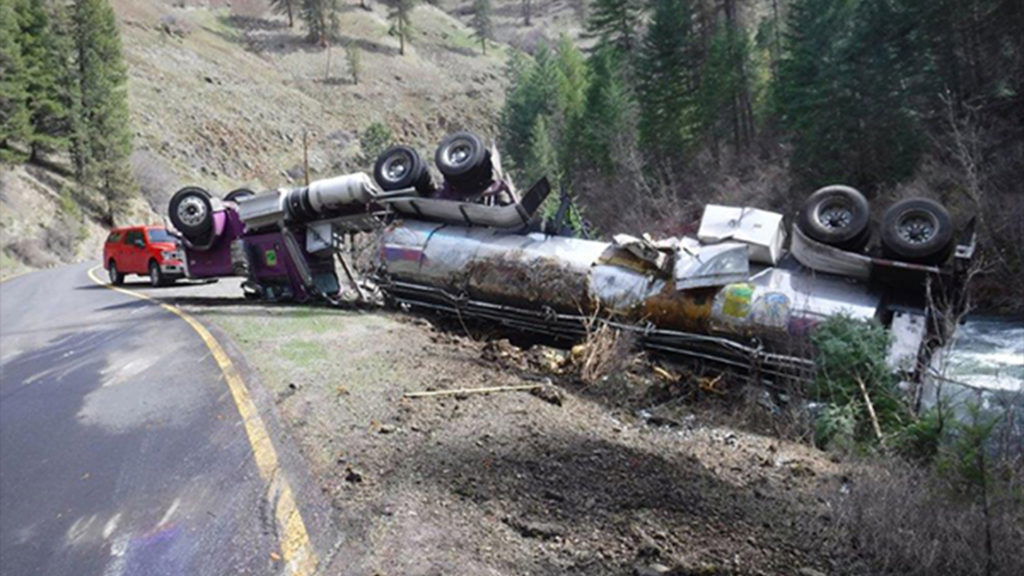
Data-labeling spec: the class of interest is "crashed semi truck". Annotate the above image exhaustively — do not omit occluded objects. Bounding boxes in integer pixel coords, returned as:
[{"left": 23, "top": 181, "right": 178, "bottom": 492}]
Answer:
[{"left": 161, "top": 131, "right": 975, "bottom": 389}]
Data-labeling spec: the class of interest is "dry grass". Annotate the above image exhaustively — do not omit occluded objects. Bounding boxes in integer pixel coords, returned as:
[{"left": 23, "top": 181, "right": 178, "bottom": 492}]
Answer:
[
  {"left": 830, "top": 458, "right": 1024, "bottom": 576},
  {"left": 573, "top": 322, "right": 636, "bottom": 387}
]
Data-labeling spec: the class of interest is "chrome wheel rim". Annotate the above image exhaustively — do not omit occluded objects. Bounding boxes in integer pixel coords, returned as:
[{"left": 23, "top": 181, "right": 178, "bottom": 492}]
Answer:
[
  {"left": 445, "top": 139, "right": 473, "bottom": 167},
  {"left": 382, "top": 153, "right": 411, "bottom": 183},
  {"left": 897, "top": 210, "right": 938, "bottom": 244},
  {"left": 817, "top": 200, "right": 854, "bottom": 230},
  {"left": 178, "top": 196, "right": 207, "bottom": 228}
]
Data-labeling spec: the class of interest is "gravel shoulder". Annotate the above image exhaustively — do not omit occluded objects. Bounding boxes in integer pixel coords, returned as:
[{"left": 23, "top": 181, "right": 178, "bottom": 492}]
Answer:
[{"left": 139, "top": 277, "right": 847, "bottom": 576}]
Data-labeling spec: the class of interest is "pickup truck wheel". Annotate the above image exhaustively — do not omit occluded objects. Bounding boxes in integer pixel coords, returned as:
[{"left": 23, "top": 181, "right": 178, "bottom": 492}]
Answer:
[
  {"left": 169, "top": 186, "right": 214, "bottom": 238},
  {"left": 108, "top": 261, "right": 124, "bottom": 285},
  {"left": 797, "top": 185, "right": 871, "bottom": 251},
  {"left": 434, "top": 131, "right": 492, "bottom": 188},
  {"left": 374, "top": 145, "right": 431, "bottom": 192},
  {"left": 881, "top": 198, "right": 954, "bottom": 264},
  {"left": 149, "top": 260, "right": 164, "bottom": 287}
]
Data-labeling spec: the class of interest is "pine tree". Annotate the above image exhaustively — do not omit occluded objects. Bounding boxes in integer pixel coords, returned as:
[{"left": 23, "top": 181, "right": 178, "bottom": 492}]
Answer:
[
  {"left": 524, "top": 114, "right": 560, "bottom": 190},
  {"left": 470, "top": 0, "right": 494, "bottom": 55},
  {"left": 385, "top": 0, "right": 416, "bottom": 56},
  {"left": 0, "top": 0, "right": 29, "bottom": 161},
  {"left": 585, "top": 0, "right": 644, "bottom": 55},
  {"left": 72, "top": 0, "right": 134, "bottom": 221},
  {"left": 17, "top": 0, "right": 71, "bottom": 161},
  {"left": 578, "top": 45, "right": 635, "bottom": 174},
  {"left": 554, "top": 35, "right": 588, "bottom": 125},
  {"left": 501, "top": 45, "right": 565, "bottom": 171},
  {"left": 776, "top": 0, "right": 923, "bottom": 188},
  {"left": 637, "top": 0, "right": 699, "bottom": 163},
  {"left": 300, "top": 0, "right": 338, "bottom": 46},
  {"left": 270, "top": 0, "right": 295, "bottom": 28},
  {"left": 552, "top": 36, "right": 588, "bottom": 177},
  {"left": 699, "top": 22, "right": 754, "bottom": 158}
]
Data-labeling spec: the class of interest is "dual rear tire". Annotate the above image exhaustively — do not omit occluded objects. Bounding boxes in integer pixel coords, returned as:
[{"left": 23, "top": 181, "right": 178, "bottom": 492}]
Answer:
[
  {"left": 373, "top": 145, "right": 434, "bottom": 194},
  {"left": 797, "top": 186, "right": 955, "bottom": 264},
  {"left": 879, "top": 198, "right": 954, "bottom": 264},
  {"left": 371, "top": 131, "right": 494, "bottom": 195},
  {"left": 797, "top": 185, "right": 872, "bottom": 252}
]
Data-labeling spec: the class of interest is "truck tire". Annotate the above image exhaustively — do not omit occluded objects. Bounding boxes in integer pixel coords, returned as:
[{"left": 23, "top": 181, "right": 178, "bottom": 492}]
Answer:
[
  {"left": 880, "top": 198, "right": 954, "bottom": 264},
  {"left": 374, "top": 145, "right": 432, "bottom": 193},
  {"left": 797, "top": 185, "right": 871, "bottom": 251},
  {"left": 169, "top": 186, "right": 214, "bottom": 238},
  {"left": 434, "top": 131, "right": 492, "bottom": 188},
  {"left": 225, "top": 188, "right": 255, "bottom": 204},
  {"left": 108, "top": 260, "right": 124, "bottom": 285},
  {"left": 149, "top": 260, "right": 164, "bottom": 287}
]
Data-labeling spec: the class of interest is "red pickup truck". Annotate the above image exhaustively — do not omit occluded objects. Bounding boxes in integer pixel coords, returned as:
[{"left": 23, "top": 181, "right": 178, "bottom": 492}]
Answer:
[{"left": 103, "top": 225, "right": 184, "bottom": 286}]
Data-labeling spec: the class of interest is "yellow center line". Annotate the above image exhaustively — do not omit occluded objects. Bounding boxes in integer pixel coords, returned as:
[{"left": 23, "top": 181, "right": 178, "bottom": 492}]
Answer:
[{"left": 86, "top": 265, "right": 318, "bottom": 575}]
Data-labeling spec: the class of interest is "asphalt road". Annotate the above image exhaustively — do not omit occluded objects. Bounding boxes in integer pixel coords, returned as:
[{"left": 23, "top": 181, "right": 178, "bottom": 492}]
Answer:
[{"left": 0, "top": 263, "right": 306, "bottom": 575}]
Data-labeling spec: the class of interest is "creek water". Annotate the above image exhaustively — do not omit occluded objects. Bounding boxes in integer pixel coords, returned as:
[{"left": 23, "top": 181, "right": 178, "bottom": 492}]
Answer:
[{"left": 945, "top": 317, "right": 1023, "bottom": 393}]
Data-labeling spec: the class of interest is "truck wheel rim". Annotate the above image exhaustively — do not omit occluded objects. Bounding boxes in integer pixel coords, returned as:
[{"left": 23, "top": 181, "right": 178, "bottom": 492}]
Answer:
[
  {"left": 445, "top": 139, "right": 473, "bottom": 167},
  {"left": 897, "top": 210, "right": 937, "bottom": 244},
  {"left": 178, "top": 196, "right": 207, "bottom": 227},
  {"left": 382, "top": 153, "right": 411, "bottom": 183},
  {"left": 817, "top": 200, "right": 853, "bottom": 230}
]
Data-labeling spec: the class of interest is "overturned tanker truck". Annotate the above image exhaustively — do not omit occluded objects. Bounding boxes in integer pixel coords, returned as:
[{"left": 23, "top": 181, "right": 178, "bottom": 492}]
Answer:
[{"left": 165, "top": 131, "right": 975, "bottom": 388}]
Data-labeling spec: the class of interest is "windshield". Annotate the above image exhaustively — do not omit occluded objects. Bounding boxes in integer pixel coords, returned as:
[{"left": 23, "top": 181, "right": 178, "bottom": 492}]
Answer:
[{"left": 147, "top": 228, "right": 175, "bottom": 243}]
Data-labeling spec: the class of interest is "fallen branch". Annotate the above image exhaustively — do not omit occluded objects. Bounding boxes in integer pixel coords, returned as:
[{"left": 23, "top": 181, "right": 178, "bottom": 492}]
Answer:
[
  {"left": 857, "top": 376, "right": 884, "bottom": 443},
  {"left": 403, "top": 384, "right": 542, "bottom": 398},
  {"left": 699, "top": 374, "right": 725, "bottom": 395}
]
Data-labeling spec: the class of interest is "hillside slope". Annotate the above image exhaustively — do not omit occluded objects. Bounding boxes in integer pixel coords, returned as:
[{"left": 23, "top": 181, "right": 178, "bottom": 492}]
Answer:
[
  {"left": 119, "top": 0, "right": 509, "bottom": 203},
  {"left": 2, "top": 0, "right": 510, "bottom": 278}
]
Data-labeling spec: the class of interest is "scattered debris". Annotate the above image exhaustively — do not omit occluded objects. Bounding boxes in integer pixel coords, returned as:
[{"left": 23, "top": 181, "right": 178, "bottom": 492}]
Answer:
[
  {"left": 343, "top": 467, "right": 363, "bottom": 484},
  {"left": 698, "top": 374, "right": 725, "bottom": 395},
  {"left": 632, "top": 563, "right": 673, "bottom": 576},
  {"left": 502, "top": 516, "right": 563, "bottom": 540},
  {"left": 480, "top": 338, "right": 527, "bottom": 370},
  {"left": 652, "top": 365, "right": 677, "bottom": 381},
  {"left": 403, "top": 384, "right": 542, "bottom": 398},
  {"left": 529, "top": 383, "right": 564, "bottom": 406}
]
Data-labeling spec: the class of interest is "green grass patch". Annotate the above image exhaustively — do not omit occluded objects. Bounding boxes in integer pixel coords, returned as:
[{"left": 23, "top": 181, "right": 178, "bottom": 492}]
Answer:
[{"left": 279, "top": 339, "right": 328, "bottom": 366}]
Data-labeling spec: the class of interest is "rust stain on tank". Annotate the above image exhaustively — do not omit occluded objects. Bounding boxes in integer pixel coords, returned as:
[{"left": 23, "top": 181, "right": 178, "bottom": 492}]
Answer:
[
  {"left": 641, "top": 282, "right": 716, "bottom": 331},
  {"left": 458, "top": 252, "right": 592, "bottom": 312}
]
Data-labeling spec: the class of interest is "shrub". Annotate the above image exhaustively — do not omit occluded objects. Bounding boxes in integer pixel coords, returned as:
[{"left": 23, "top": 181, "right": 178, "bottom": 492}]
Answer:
[
  {"left": 892, "top": 405, "right": 947, "bottom": 463},
  {"left": 359, "top": 122, "right": 392, "bottom": 163},
  {"left": 810, "top": 315, "right": 907, "bottom": 446}
]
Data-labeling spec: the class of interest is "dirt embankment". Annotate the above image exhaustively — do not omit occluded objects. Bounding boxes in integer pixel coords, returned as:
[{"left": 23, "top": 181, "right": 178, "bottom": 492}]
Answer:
[
  {"left": 154, "top": 281, "right": 848, "bottom": 576},
  {"left": 0, "top": 165, "right": 152, "bottom": 280}
]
